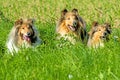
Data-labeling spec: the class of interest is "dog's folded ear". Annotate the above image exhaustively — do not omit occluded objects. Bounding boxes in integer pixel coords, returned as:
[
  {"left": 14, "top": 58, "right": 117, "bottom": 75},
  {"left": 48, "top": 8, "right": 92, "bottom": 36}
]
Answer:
[
  {"left": 61, "top": 9, "right": 68, "bottom": 17},
  {"left": 104, "top": 23, "right": 111, "bottom": 28},
  {"left": 88, "top": 21, "right": 99, "bottom": 36},
  {"left": 27, "top": 18, "right": 35, "bottom": 24},
  {"left": 92, "top": 21, "right": 98, "bottom": 27},
  {"left": 72, "top": 8, "right": 78, "bottom": 14},
  {"left": 104, "top": 23, "right": 112, "bottom": 34},
  {"left": 15, "top": 18, "right": 23, "bottom": 26}
]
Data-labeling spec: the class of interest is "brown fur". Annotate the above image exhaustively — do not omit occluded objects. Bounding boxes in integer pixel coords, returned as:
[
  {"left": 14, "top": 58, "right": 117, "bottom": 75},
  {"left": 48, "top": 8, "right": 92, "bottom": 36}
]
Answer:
[
  {"left": 15, "top": 19, "right": 36, "bottom": 46},
  {"left": 6, "top": 18, "right": 41, "bottom": 53},
  {"left": 56, "top": 8, "right": 87, "bottom": 44},
  {"left": 87, "top": 21, "right": 111, "bottom": 48}
]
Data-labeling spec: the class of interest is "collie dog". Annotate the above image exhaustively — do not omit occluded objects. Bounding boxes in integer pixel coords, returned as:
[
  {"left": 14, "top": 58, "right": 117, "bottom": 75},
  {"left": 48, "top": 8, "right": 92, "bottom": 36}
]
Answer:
[
  {"left": 87, "top": 21, "right": 111, "bottom": 48},
  {"left": 56, "top": 9, "right": 87, "bottom": 44},
  {"left": 6, "top": 18, "right": 41, "bottom": 53}
]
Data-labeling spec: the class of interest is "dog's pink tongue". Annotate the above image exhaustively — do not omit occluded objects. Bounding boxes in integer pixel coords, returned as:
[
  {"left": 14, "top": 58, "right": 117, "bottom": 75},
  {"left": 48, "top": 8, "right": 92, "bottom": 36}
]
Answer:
[
  {"left": 26, "top": 37, "right": 30, "bottom": 41},
  {"left": 24, "top": 36, "right": 30, "bottom": 41},
  {"left": 69, "top": 26, "right": 75, "bottom": 31}
]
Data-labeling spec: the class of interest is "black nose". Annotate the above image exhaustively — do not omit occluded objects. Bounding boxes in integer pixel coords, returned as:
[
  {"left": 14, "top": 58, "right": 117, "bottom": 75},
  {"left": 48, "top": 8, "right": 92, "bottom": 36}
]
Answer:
[
  {"left": 73, "top": 22, "right": 77, "bottom": 27},
  {"left": 27, "top": 32, "right": 31, "bottom": 36},
  {"left": 104, "top": 32, "right": 107, "bottom": 36}
]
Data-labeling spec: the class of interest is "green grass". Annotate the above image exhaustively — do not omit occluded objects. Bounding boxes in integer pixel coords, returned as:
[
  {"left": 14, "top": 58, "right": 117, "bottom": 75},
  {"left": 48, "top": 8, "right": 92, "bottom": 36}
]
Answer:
[{"left": 0, "top": 0, "right": 120, "bottom": 80}]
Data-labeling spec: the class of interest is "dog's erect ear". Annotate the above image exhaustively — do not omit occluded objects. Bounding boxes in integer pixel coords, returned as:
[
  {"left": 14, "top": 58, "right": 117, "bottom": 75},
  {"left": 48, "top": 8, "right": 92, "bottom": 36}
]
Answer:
[
  {"left": 72, "top": 8, "right": 78, "bottom": 14},
  {"left": 89, "top": 21, "right": 99, "bottom": 36},
  {"left": 104, "top": 23, "right": 112, "bottom": 34},
  {"left": 15, "top": 18, "right": 23, "bottom": 26},
  {"left": 92, "top": 21, "right": 98, "bottom": 27},
  {"left": 104, "top": 23, "right": 111, "bottom": 28},
  {"left": 27, "top": 18, "right": 35, "bottom": 24},
  {"left": 61, "top": 9, "right": 68, "bottom": 17}
]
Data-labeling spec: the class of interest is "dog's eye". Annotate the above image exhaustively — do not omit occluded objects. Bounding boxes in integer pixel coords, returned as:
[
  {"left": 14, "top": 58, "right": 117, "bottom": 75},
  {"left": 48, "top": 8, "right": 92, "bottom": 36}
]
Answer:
[
  {"left": 67, "top": 18, "right": 70, "bottom": 20},
  {"left": 22, "top": 28, "right": 24, "bottom": 29}
]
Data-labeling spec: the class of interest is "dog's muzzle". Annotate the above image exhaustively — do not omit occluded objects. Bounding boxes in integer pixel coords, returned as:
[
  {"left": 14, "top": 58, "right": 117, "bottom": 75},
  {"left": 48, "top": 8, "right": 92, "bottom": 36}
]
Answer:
[
  {"left": 23, "top": 32, "right": 32, "bottom": 41},
  {"left": 67, "top": 22, "right": 77, "bottom": 31}
]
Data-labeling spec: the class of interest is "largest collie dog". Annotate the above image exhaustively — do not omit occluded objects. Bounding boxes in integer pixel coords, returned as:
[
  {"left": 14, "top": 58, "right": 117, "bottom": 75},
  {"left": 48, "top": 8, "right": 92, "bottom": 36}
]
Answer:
[
  {"left": 6, "top": 18, "right": 41, "bottom": 53},
  {"left": 56, "top": 9, "right": 87, "bottom": 44}
]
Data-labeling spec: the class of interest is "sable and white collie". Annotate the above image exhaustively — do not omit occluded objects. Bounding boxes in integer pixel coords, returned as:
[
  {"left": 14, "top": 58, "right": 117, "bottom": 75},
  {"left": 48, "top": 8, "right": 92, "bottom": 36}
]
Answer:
[
  {"left": 87, "top": 21, "right": 111, "bottom": 48},
  {"left": 6, "top": 18, "right": 41, "bottom": 53},
  {"left": 56, "top": 8, "right": 87, "bottom": 44}
]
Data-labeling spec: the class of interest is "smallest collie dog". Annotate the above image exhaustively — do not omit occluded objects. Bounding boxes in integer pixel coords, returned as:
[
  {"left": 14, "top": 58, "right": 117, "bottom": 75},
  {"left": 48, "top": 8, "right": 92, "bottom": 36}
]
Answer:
[
  {"left": 87, "top": 21, "right": 111, "bottom": 48},
  {"left": 56, "top": 8, "right": 87, "bottom": 44},
  {"left": 6, "top": 18, "right": 41, "bottom": 53}
]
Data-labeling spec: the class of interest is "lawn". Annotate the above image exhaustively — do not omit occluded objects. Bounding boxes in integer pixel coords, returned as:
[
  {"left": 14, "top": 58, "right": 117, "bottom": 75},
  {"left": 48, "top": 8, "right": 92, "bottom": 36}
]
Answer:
[{"left": 0, "top": 0, "right": 120, "bottom": 80}]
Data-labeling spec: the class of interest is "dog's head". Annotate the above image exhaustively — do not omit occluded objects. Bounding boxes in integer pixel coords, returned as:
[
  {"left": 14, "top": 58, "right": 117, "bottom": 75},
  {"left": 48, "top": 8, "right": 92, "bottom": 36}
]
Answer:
[
  {"left": 14, "top": 18, "right": 35, "bottom": 42},
  {"left": 61, "top": 9, "right": 80, "bottom": 32},
  {"left": 89, "top": 21, "right": 111, "bottom": 40}
]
